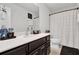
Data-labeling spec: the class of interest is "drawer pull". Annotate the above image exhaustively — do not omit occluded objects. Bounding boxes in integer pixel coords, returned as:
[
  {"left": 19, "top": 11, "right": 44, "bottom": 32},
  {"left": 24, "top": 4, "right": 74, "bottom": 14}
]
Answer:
[
  {"left": 41, "top": 46, "right": 45, "bottom": 49},
  {"left": 33, "top": 52, "right": 38, "bottom": 55}
]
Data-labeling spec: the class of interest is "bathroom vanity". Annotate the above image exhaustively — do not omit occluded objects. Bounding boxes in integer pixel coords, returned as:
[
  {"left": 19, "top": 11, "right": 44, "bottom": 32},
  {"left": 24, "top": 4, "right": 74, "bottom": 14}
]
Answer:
[{"left": 0, "top": 33, "right": 50, "bottom": 55}]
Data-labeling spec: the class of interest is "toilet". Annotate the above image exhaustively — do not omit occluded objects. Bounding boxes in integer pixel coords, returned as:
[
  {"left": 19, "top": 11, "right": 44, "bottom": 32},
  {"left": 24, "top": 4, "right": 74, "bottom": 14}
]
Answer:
[
  {"left": 51, "top": 38, "right": 60, "bottom": 49},
  {"left": 50, "top": 37, "right": 61, "bottom": 55}
]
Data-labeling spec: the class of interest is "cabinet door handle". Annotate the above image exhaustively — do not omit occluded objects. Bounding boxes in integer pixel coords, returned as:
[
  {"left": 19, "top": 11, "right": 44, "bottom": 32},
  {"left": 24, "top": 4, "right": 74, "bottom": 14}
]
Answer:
[
  {"left": 33, "top": 51, "right": 38, "bottom": 55},
  {"left": 41, "top": 46, "right": 45, "bottom": 49}
]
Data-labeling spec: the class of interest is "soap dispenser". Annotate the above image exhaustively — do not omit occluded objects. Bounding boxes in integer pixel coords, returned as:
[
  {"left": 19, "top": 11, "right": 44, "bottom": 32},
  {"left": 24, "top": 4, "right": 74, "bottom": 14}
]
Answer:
[{"left": 0, "top": 25, "right": 8, "bottom": 40}]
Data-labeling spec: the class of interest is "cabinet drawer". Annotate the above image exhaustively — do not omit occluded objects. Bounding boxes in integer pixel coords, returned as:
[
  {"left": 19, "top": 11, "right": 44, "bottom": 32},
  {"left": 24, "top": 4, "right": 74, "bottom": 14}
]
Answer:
[
  {"left": 2, "top": 44, "right": 28, "bottom": 55},
  {"left": 39, "top": 43, "right": 47, "bottom": 55},
  {"left": 29, "top": 47, "right": 40, "bottom": 55},
  {"left": 29, "top": 37, "right": 46, "bottom": 53}
]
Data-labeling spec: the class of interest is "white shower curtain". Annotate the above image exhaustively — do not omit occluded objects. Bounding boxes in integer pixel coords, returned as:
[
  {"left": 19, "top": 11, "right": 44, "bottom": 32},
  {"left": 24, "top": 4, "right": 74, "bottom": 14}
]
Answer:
[{"left": 50, "top": 9, "right": 79, "bottom": 49}]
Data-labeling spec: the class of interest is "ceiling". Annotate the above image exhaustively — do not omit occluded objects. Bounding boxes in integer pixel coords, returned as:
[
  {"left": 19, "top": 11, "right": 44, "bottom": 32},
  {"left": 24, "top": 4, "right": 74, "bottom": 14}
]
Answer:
[
  {"left": 18, "top": 3, "right": 77, "bottom": 14},
  {"left": 0, "top": 3, "right": 77, "bottom": 18},
  {"left": 19, "top": 3, "right": 39, "bottom": 12},
  {"left": 16, "top": 3, "right": 39, "bottom": 17},
  {"left": 44, "top": 3, "right": 77, "bottom": 12}
]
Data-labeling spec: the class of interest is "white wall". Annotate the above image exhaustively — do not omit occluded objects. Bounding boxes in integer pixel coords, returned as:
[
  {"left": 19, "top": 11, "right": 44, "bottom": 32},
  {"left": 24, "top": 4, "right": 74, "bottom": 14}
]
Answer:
[
  {"left": 39, "top": 4, "right": 50, "bottom": 32},
  {"left": 0, "top": 4, "right": 27, "bottom": 32},
  {"left": 0, "top": 3, "right": 36, "bottom": 34},
  {"left": 0, "top": 3, "right": 50, "bottom": 34},
  {"left": 0, "top": 5, "right": 11, "bottom": 28},
  {"left": 33, "top": 18, "right": 39, "bottom": 30}
]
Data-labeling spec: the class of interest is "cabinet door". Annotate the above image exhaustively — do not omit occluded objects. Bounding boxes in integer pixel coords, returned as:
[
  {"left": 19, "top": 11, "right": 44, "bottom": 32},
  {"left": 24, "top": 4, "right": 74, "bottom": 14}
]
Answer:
[
  {"left": 29, "top": 48, "right": 40, "bottom": 55},
  {"left": 46, "top": 37, "right": 50, "bottom": 55},
  {"left": 2, "top": 44, "right": 28, "bottom": 55},
  {"left": 47, "top": 41, "right": 50, "bottom": 47},
  {"left": 47, "top": 47, "right": 50, "bottom": 55},
  {"left": 29, "top": 37, "right": 46, "bottom": 53},
  {"left": 39, "top": 43, "right": 47, "bottom": 55}
]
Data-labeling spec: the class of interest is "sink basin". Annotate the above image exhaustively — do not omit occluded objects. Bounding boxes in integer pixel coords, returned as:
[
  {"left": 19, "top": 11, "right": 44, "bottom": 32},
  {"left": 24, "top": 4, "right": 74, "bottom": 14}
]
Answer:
[{"left": 21, "top": 34, "right": 35, "bottom": 38}]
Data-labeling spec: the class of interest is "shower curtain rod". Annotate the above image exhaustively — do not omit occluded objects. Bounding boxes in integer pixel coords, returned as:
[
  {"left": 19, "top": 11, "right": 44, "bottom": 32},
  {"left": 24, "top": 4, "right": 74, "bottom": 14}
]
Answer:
[
  {"left": 49, "top": 7, "right": 79, "bottom": 16},
  {"left": 34, "top": 16, "right": 39, "bottom": 19}
]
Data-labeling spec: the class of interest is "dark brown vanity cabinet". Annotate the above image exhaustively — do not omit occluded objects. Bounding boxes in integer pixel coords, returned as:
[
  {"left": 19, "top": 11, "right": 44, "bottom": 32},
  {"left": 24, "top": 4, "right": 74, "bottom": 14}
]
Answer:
[
  {"left": 46, "top": 35, "right": 50, "bottom": 54},
  {"left": 29, "top": 47, "right": 40, "bottom": 55},
  {"left": 29, "top": 43, "right": 47, "bottom": 55},
  {"left": 29, "top": 35, "right": 50, "bottom": 55},
  {"left": 1, "top": 35, "right": 50, "bottom": 55},
  {"left": 28, "top": 37, "right": 46, "bottom": 54},
  {"left": 1, "top": 44, "right": 28, "bottom": 55},
  {"left": 39, "top": 43, "right": 47, "bottom": 55},
  {"left": 46, "top": 35, "right": 50, "bottom": 41},
  {"left": 46, "top": 41, "right": 50, "bottom": 55}
]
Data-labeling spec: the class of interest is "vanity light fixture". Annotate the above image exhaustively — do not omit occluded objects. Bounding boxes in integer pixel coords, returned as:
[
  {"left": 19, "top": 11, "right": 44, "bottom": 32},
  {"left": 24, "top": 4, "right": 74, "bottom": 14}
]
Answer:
[
  {"left": 0, "top": 5, "right": 7, "bottom": 20},
  {"left": 0, "top": 5, "right": 7, "bottom": 13}
]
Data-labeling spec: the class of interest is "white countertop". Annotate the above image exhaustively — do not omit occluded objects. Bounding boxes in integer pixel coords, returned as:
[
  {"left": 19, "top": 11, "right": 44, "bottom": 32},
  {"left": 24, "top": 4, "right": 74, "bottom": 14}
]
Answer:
[{"left": 0, "top": 33, "right": 50, "bottom": 53}]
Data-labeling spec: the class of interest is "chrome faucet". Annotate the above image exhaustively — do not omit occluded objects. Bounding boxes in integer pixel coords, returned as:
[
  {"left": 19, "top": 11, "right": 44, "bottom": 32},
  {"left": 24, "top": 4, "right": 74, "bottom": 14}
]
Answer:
[{"left": 26, "top": 25, "right": 33, "bottom": 35}]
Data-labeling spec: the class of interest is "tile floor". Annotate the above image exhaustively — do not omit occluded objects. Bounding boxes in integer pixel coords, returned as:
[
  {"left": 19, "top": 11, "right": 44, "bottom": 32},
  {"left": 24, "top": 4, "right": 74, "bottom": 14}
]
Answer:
[{"left": 50, "top": 47, "right": 62, "bottom": 55}]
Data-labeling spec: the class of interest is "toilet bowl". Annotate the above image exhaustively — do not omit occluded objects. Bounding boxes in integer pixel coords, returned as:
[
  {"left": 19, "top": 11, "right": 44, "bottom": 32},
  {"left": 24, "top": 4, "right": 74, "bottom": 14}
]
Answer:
[{"left": 51, "top": 38, "right": 60, "bottom": 48}]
